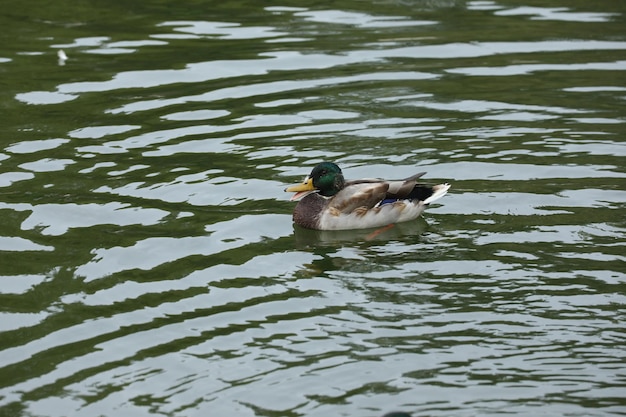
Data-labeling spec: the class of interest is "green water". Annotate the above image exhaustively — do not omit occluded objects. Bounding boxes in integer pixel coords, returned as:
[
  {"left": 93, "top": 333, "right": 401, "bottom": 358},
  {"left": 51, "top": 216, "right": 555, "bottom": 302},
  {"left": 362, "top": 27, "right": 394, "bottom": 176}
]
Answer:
[{"left": 1, "top": 1, "right": 625, "bottom": 416}]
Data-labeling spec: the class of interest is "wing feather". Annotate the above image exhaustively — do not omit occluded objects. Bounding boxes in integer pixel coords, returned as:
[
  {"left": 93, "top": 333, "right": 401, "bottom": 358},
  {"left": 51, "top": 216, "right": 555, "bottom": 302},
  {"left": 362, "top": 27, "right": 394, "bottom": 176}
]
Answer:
[{"left": 329, "top": 182, "right": 389, "bottom": 213}]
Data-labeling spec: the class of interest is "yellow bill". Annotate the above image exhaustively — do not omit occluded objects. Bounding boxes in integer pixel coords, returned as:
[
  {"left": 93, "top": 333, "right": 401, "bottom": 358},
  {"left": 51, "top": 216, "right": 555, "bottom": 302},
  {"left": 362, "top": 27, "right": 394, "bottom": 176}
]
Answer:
[{"left": 285, "top": 177, "right": 316, "bottom": 201}]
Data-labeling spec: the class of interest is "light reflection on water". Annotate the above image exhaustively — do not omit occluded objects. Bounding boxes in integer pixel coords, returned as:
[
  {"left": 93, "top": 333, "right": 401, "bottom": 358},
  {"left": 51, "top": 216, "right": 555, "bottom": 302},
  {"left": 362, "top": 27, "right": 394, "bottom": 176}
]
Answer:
[{"left": 1, "top": 1, "right": 625, "bottom": 416}]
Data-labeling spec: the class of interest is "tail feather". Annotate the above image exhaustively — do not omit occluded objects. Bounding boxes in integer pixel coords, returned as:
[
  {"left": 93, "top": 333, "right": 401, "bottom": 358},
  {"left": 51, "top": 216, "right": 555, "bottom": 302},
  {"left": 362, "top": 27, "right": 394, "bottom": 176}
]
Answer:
[
  {"left": 379, "top": 183, "right": 450, "bottom": 206},
  {"left": 423, "top": 183, "right": 451, "bottom": 205},
  {"left": 406, "top": 185, "right": 435, "bottom": 201}
]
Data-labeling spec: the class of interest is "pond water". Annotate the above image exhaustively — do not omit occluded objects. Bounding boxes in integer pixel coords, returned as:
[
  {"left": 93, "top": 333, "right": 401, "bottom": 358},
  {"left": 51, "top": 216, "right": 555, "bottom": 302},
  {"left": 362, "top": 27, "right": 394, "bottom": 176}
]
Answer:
[{"left": 1, "top": 1, "right": 625, "bottom": 416}]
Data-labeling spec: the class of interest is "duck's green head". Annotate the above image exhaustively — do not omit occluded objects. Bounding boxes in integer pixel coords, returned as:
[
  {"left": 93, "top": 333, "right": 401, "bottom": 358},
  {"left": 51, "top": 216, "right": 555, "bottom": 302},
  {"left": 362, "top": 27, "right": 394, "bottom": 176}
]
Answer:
[
  {"left": 310, "top": 162, "right": 345, "bottom": 196},
  {"left": 285, "top": 162, "right": 345, "bottom": 198}
]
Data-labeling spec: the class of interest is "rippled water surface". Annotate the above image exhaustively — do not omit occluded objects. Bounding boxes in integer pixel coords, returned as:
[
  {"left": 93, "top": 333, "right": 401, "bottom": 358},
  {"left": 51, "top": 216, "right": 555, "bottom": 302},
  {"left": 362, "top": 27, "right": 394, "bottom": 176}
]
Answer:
[{"left": 1, "top": 0, "right": 625, "bottom": 416}]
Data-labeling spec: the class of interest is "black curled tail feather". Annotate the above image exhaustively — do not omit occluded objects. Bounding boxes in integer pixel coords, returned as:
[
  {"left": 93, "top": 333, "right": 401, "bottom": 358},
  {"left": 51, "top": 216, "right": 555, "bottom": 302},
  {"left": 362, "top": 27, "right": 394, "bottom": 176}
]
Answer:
[
  {"left": 386, "top": 184, "right": 434, "bottom": 202},
  {"left": 407, "top": 185, "right": 434, "bottom": 202}
]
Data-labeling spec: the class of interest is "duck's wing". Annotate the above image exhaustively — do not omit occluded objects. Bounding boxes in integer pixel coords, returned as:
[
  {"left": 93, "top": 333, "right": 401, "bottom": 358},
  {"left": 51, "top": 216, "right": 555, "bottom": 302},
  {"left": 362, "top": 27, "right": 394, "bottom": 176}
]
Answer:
[
  {"left": 385, "top": 172, "right": 427, "bottom": 199},
  {"left": 372, "top": 172, "right": 450, "bottom": 205},
  {"left": 328, "top": 181, "right": 389, "bottom": 213}
]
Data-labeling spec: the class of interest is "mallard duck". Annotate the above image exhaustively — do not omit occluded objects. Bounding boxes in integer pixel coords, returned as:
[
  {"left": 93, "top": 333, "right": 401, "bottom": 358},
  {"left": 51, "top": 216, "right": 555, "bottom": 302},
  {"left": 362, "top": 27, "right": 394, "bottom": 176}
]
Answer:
[{"left": 285, "top": 162, "right": 450, "bottom": 230}]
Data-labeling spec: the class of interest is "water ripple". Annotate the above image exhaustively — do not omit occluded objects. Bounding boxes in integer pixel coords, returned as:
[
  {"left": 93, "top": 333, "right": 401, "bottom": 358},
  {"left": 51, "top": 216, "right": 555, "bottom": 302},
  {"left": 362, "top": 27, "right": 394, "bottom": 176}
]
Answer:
[{"left": 1, "top": 2, "right": 625, "bottom": 416}]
